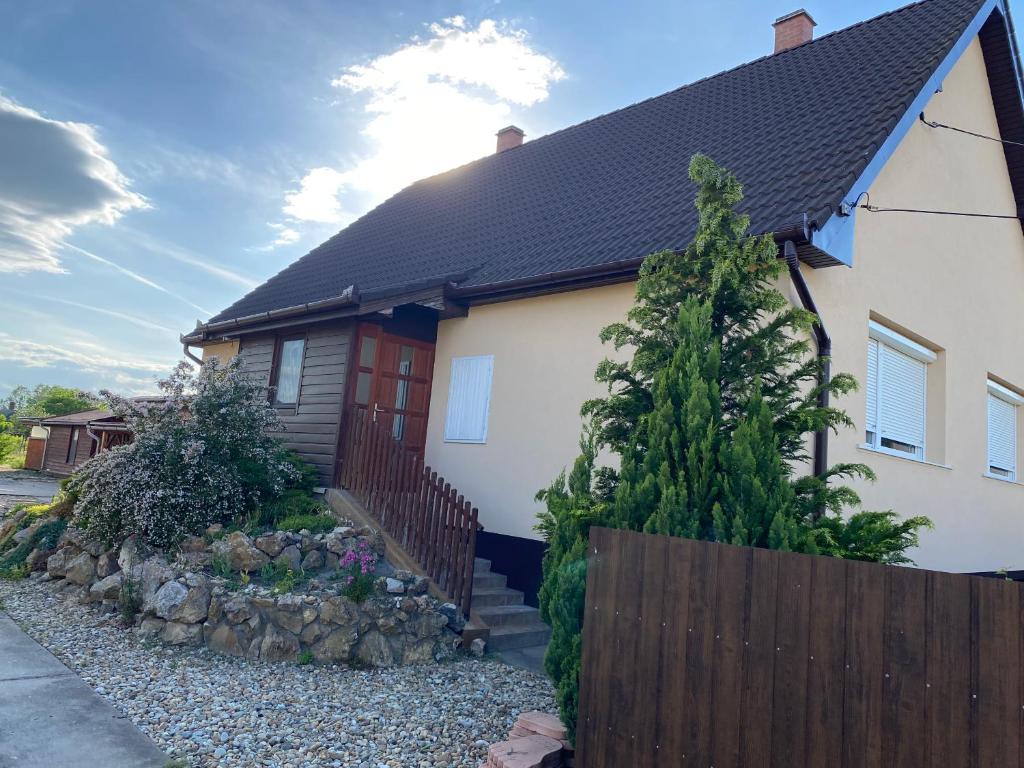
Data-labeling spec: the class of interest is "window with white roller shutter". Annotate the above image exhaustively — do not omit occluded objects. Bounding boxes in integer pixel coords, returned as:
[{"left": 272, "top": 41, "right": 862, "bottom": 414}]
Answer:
[
  {"left": 864, "top": 321, "right": 936, "bottom": 460},
  {"left": 444, "top": 355, "right": 494, "bottom": 443},
  {"left": 987, "top": 380, "right": 1021, "bottom": 481}
]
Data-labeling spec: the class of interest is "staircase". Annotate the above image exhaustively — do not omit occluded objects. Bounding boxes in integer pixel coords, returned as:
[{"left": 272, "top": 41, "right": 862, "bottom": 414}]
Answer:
[{"left": 472, "top": 557, "right": 551, "bottom": 672}]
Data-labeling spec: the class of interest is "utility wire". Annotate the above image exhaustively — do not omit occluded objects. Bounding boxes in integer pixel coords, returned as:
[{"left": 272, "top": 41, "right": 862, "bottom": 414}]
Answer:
[
  {"left": 857, "top": 203, "right": 1020, "bottom": 220},
  {"left": 920, "top": 112, "right": 1024, "bottom": 149}
]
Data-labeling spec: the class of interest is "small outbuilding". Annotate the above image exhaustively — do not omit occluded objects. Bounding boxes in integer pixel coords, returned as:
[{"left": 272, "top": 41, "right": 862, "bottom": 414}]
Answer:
[{"left": 24, "top": 410, "right": 131, "bottom": 476}]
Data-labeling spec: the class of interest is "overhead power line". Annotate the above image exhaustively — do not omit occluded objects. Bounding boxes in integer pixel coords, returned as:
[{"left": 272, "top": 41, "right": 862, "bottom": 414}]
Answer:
[
  {"left": 857, "top": 203, "right": 1020, "bottom": 220},
  {"left": 920, "top": 112, "right": 1024, "bottom": 149}
]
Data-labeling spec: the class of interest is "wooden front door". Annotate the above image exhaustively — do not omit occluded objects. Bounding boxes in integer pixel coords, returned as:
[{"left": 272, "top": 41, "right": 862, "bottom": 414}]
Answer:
[{"left": 348, "top": 322, "right": 435, "bottom": 456}]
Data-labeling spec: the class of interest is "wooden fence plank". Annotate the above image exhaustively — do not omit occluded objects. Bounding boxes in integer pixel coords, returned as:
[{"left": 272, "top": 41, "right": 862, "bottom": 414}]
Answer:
[
  {"left": 710, "top": 544, "right": 751, "bottom": 768},
  {"left": 881, "top": 565, "right": 928, "bottom": 768},
  {"left": 739, "top": 546, "right": 779, "bottom": 768},
  {"left": 804, "top": 554, "right": 847, "bottom": 768},
  {"left": 769, "top": 551, "right": 812, "bottom": 768},
  {"left": 976, "top": 576, "right": 1021, "bottom": 767},
  {"left": 632, "top": 532, "right": 669, "bottom": 766},
  {"left": 682, "top": 538, "right": 719, "bottom": 763},
  {"left": 843, "top": 559, "right": 886, "bottom": 768},
  {"left": 925, "top": 570, "right": 971, "bottom": 768}
]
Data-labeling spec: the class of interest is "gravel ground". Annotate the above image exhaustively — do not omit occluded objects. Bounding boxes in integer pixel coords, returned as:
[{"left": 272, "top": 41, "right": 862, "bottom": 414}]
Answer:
[{"left": 0, "top": 577, "right": 555, "bottom": 767}]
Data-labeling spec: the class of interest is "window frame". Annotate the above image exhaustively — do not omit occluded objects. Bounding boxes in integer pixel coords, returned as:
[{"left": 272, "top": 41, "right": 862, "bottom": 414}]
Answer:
[
  {"left": 443, "top": 355, "right": 494, "bottom": 444},
  {"left": 986, "top": 379, "right": 1022, "bottom": 482},
  {"left": 864, "top": 321, "right": 936, "bottom": 462},
  {"left": 66, "top": 427, "right": 80, "bottom": 464},
  {"left": 269, "top": 332, "right": 307, "bottom": 410}
]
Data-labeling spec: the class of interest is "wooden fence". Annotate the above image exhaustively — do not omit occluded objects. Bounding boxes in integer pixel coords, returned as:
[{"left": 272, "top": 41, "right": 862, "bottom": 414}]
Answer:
[
  {"left": 338, "top": 406, "right": 478, "bottom": 615},
  {"left": 577, "top": 526, "right": 1024, "bottom": 768}
]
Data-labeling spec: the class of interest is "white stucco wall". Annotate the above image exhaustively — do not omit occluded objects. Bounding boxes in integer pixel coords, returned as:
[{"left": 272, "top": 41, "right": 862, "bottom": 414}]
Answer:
[
  {"left": 424, "top": 36, "right": 1024, "bottom": 572},
  {"left": 805, "top": 37, "right": 1024, "bottom": 572}
]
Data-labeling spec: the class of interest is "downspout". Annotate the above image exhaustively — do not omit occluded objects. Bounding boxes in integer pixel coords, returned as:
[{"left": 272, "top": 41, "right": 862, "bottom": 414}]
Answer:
[
  {"left": 783, "top": 240, "right": 832, "bottom": 479},
  {"left": 182, "top": 343, "right": 203, "bottom": 366}
]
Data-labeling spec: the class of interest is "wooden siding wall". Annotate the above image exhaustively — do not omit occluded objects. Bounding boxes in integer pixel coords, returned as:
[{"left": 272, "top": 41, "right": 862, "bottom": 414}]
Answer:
[
  {"left": 237, "top": 320, "right": 354, "bottom": 486},
  {"left": 42, "top": 426, "right": 95, "bottom": 476},
  {"left": 577, "top": 526, "right": 1024, "bottom": 768}
]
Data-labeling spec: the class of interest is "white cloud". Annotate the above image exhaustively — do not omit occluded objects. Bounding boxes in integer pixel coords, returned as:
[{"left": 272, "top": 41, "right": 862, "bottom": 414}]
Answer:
[
  {"left": 283, "top": 167, "right": 348, "bottom": 223},
  {"left": 0, "top": 332, "right": 173, "bottom": 376},
  {"left": 269, "top": 223, "right": 301, "bottom": 246},
  {"left": 276, "top": 17, "right": 565, "bottom": 231},
  {"left": 0, "top": 95, "right": 147, "bottom": 273}
]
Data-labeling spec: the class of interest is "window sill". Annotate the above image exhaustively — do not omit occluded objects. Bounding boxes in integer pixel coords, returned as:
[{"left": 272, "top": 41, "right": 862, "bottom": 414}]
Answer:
[
  {"left": 857, "top": 444, "right": 952, "bottom": 470},
  {"left": 983, "top": 472, "right": 1023, "bottom": 487},
  {"left": 443, "top": 438, "right": 487, "bottom": 445}
]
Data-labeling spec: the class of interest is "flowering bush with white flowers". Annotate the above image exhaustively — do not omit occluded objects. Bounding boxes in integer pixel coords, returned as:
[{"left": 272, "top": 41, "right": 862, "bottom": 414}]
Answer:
[{"left": 69, "top": 358, "right": 298, "bottom": 548}]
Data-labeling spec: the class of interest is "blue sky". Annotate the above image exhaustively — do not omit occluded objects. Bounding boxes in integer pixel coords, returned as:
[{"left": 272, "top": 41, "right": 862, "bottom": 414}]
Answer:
[{"left": 0, "top": 0, "right": 983, "bottom": 397}]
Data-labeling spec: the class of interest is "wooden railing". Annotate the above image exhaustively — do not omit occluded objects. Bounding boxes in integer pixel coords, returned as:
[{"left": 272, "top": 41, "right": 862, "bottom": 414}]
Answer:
[{"left": 338, "top": 407, "right": 479, "bottom": 616}]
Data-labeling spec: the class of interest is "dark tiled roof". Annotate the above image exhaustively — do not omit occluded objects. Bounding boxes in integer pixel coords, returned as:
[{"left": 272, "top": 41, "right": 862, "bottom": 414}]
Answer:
[{"left": 208, "top": 0, "right": 986, "bottom": 325}]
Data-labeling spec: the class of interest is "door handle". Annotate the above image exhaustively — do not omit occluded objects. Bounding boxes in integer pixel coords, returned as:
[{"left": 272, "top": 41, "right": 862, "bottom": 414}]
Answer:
[{"left": 372, "top": 403, "right": 383, "bottom": 423}]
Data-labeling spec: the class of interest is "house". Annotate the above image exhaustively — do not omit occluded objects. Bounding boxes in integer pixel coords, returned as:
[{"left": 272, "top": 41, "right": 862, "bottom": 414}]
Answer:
[
  {"left": 184, "top": 0, "right": 1024, "bottom": 589},
  {"left": 22, "top": 410, "right": 132, "bottom": 475}
]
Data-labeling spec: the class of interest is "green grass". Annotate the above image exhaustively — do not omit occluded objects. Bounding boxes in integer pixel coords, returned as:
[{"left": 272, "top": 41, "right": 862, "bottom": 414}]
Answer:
[
  {"left": 275, "top": 513, "right": 336, "bottom": 534},
  {"left": 297, "top": 650, "right": 314, "bottom": 665}
]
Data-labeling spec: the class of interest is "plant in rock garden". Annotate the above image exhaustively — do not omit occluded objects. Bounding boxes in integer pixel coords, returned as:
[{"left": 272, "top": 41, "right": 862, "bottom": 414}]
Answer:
[
  {"left": 537, "top": 155, "right": 933, "bottom": 741},
  {"left": 338, "top": 540, "right": 378, "bottom": 603},
  {"left": 68, "top": 358, "right": 299, "bottom": 549}
]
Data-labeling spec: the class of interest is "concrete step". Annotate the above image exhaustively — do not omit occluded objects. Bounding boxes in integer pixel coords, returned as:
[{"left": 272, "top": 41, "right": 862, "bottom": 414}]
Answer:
[
  {"left": 475, "top": 604, "right": 544, "bottom": 627},
  {"left": 471, "top": 587, "right": 525, "bottom": 608},
  {"left": 486, "top": 623, "right": 553, "bottom": 652},
  {"left": 496, "top": 643, "right": 549, "bottom": 675},
  {"left": 473, "top": 571, "right": 507, "bottom": 590},
  {"left": 474, "top": 557, "right": 492, "bottom": 573}
]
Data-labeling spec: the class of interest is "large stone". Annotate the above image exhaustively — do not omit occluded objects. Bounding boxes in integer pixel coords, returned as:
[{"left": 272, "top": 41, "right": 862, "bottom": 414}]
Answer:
[
  {"left": 179, "top": 535, "right": 206, "bottom": 552},
  {"left": 140, "top": 557, "right": 175, "bottom": 612},
  {"left": 312, "top": 625, "right": 358, "bottom": 663},
  {"left": 211, "top": 531, "right": 269, "bottom": 573},
  {"left": 470, "top": 637, "right": 486, "bottom": 657},
  {"left": 138, "top": 616, "right": 165, "bottom": 637},
  {"left": 320, "top": 596, "right": 358, "bottom": 625},
  {"left": 117, "top": 536, "right": 152, "bottom": 572},
  {"left": 63, "top": 527, "right": 105, "bottom": 557},
  {"left": 274, "top": 545, "right": 301, "bottom": 572},
  {"left": 171, "top": 578, "right": 211, "bottom": 624},
  {"left": 89, "top": 572, "right": 123, "bottom": 602},
  {"left": 64, "top": 552, "right": 97, "bottom": 585},
  {"left": 438, "top": 602, "right": 466, "bottom": 632},
  {"left": 402, "top": 638, "right": 437, "bottom": 665},
  {"left": 300, "top": 550, "right": 323, "bottom": 571},
  {"left": 162, "top": 621, "right": 203, "bottom": 646},
  {"left": 153, "top": 580, "right": 189, "bottom": 620},
  {"left": 222, "top": 596, "right": 255, "bottom": 624},
  {"left": 25, "top": 548, "right": 50, "bottom": 571},
  {"left": 206, "top": 622, "right": 245, "bottom": 656},
  {"left": 46, "top": 549, "right": 69, "bottom": 578},
  {"left": 268, "top": 606, "right": 305, "bottom": 635},
  {"left": 260, "top": 624, "right": 299, "bottom": 662},
  {"left": 254, "top": 532, "right": 287, "bottom": 557},
  {"left": 356, "top": 630, "right": 396, "bottom": 667},
  {"left": 299, "top": 620, "right": 329, "bottom": 645},
  {"left": 385, "top": 578, "right": 405, "bottom": 594},
  {"left": 96, "top": 551, "right": 120, "bottom": 579}
]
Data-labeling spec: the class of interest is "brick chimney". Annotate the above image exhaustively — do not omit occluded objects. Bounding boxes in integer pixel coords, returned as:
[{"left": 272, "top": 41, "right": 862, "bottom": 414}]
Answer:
[
  {"left": 496, "top": 125, "right": 525, "bottom": 153},
  {"left": 773, "top": 9, "right": 816, "bottom": 53}
]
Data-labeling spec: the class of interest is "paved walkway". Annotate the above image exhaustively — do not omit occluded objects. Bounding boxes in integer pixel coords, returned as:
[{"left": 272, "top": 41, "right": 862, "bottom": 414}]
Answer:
[
  {"left": 0, "top": 612, "right": 167, "bottom": 768},
  {"left": 0, "top": 469, "right": 60, "bottom": 500}
]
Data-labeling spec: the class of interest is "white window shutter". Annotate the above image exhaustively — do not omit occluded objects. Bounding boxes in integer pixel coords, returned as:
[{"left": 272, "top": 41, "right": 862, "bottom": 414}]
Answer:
[
  {"left": 988, "top": 392, "right": 1017, "bottom": 478},
  {"left": 878, "top": 344, "right": 927, "bottom": 452},
  {"left": 866, "top": 338, "right": 879, "bottom": 436},
  {"left": 444, "top": 356, "right": 494, "bottom": 443}
]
